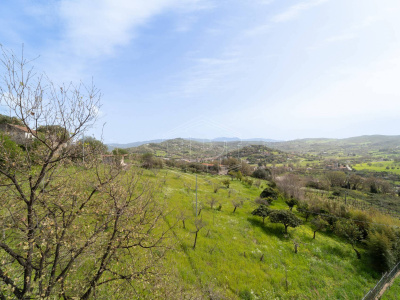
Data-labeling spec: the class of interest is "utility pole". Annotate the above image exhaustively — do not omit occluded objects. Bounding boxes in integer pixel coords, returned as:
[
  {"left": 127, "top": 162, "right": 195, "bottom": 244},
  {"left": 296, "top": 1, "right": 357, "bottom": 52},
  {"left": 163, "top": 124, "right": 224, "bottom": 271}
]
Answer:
[{"left": 195, "top": 174, "right": 198, "bottom": 216}]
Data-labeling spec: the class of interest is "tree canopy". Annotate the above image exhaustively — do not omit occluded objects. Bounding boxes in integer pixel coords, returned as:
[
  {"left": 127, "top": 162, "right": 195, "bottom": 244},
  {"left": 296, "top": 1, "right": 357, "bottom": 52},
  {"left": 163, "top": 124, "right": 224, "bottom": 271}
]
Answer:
[
  {"left": 310, "top": 216, "right": 329, "bottom": 239},
  {"left": 251, "top": 205, "right": 270, "bottom": 224},
  {"left": 252, "top": 168, "right": 271, "bottom": 180},
  {"left": 268, "top": 210, "right": 302, "bottom": 233},
  {"left": 112, "top": 147, "right": 129, "bottom": 155},
  {"left": 285, "top": 197, "right": 298, "bottom": 211},
  {"left": 260, "top": 186, "right": 279, "bottom": 200}
]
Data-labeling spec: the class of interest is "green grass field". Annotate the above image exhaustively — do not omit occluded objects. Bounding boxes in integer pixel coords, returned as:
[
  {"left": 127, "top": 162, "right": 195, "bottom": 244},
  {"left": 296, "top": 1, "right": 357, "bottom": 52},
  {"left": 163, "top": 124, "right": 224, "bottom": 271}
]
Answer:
[
  {"left": 139, "top": 168, "right": 383, "bottom": 299},
  {"left": 352, "top": 161, "right": 400, "bottom": 174}
]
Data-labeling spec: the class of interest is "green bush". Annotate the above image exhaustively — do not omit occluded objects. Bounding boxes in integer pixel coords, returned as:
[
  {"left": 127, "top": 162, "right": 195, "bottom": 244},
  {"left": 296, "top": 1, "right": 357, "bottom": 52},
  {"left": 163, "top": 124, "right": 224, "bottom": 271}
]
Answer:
[
  {"left": 0, "top": 133, "right": 23, "bottom": 170},
  {"left": 260, "top": 186, "right": 279, "bottom": 200},
  {"left": 251, "top": 168, "right": 271, "bottom": 180},
  {"left": 367, "top": 230, "right": 394, "bottom": 272},
  {"left": 239, "top": 289, "right": 253, "bottom": 300},
  {"left": 285, "top": 197, "right": 298, "bottom": 211}
]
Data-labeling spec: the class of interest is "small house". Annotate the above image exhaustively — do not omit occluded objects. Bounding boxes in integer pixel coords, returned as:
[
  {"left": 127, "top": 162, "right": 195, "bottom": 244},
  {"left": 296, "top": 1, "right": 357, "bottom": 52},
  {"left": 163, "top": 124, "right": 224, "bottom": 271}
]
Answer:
[
  {"left": 102, "top": 154, "right": 128, "bottom": 166},
  {"left": 0, "top": 123, "right": 36, "bottom": 144}
]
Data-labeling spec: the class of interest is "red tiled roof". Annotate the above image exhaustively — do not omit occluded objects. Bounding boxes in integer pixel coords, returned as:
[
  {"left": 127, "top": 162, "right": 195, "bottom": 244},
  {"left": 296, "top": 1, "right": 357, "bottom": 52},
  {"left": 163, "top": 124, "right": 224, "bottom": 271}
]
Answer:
[{"left": 8, "top": 124, "right": 37, "bottom": 134}]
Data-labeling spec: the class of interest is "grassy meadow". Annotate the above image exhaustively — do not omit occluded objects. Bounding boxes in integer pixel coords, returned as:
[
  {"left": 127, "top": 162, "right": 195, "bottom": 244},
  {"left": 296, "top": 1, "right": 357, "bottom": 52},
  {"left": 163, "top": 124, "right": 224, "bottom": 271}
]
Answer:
[
  {"left": 137, "top": 167, "right": 387, "bottom": 299},
  {"left": 352, "top": 161, "right": 400, "bottom": 175}
]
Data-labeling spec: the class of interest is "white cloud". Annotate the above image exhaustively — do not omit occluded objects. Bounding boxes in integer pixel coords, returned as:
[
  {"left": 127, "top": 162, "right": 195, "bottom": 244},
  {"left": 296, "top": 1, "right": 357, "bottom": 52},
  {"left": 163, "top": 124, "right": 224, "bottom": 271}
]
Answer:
[
  {"left": 271, "top": 0, "right": 329, "bottom": 23},
  {"left": 58, "top": 0, "right": 208, "bottom": 58}
]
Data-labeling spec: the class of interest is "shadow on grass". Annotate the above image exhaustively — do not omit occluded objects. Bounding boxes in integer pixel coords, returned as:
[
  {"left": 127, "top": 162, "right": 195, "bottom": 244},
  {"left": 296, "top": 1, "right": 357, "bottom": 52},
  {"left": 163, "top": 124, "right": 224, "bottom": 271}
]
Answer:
[
  {"left": 247, "top": 217, "right": 288, "bottom": 240},
  {"left": 349, "top": 249, "right": 381, "bottom": 280}
]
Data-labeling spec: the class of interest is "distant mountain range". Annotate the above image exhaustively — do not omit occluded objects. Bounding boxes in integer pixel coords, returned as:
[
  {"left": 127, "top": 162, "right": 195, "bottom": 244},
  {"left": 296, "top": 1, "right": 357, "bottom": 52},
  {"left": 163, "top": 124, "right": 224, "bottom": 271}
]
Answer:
[
  {"left": 263, "top": 135, "right": 400, "bottom": 155},
  {"left": 189, "top": 137, "right": 281, "bottom": 143},
  {"left": 107, "top": 137, "right": 281, "bottom": 150},
  {"left": 107, "top": 139, "right": 164, "bottom": 150}
]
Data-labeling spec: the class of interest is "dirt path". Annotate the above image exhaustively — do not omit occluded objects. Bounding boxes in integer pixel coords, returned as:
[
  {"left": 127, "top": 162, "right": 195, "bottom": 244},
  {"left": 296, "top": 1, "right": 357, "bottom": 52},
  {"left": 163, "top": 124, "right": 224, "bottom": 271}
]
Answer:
[{"left": 376, "top": 270, "right": 400, "bottom": 299}]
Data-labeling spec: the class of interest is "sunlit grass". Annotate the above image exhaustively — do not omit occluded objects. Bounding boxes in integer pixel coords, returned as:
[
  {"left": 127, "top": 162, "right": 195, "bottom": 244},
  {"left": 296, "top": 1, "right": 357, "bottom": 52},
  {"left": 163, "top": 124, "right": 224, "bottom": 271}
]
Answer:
[
  {"left": 381, "top": 275, "right": 400, "bottom": 300},
  {"left": 140, "top": 167, "right": 383, "bottom": 299},
  {"left": 352, "top": 161, "right": 400, "bottom": 174}
]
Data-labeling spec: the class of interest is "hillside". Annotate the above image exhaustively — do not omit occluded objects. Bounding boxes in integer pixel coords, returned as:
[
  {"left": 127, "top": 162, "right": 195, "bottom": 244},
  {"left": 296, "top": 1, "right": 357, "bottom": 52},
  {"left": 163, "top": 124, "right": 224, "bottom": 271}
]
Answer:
[
  {"left": 107, "top": 139, "right": 164, "bottom": 150},
  {"left": 266, "top": 135, "right": 400, "bottom": 158},
  {"left": 108, "top": 137, "right": 281, "bottom": 151},
  {"left": 126, "top": 138, "right": 271, "bottom": 160},
  {"left": 226, "top": 144, "right": 295, "bottom": 165},
  {"left": 140, "top": 167, "right": 398, "bottom": 299},
  {"left": 121, "top": 135, "right": 400, "bottom": 162}
]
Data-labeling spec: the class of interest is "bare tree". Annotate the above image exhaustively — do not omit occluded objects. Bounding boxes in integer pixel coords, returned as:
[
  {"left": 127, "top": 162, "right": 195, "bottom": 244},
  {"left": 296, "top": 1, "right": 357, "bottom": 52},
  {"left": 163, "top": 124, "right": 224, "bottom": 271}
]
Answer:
[
  {"left": 0, "top": 47, "right": 168, "bottom": 299},
  {"left": 276, "top": 174, "right": 304, "bottom": 200},
  {"left": 192, "top": 219, "right": 206, "bottom": 250},
  {"left": 231, "top": 198, "right": 244, "bottom": 213},
  {"left": 178, "top": 211, "right": 188, "bottom": 229},
  {"left": 325, "top": 171, "right": 347, "bottom": 188},
  {"left": 207, "top": 196, "right": 218, "bottom": 209}
]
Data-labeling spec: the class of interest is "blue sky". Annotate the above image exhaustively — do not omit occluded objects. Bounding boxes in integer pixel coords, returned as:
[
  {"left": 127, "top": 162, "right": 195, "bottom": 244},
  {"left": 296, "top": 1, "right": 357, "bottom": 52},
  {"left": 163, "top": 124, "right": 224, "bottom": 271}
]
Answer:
[{"left": 1, "top": 0, "right": 400, "bottom": 143}]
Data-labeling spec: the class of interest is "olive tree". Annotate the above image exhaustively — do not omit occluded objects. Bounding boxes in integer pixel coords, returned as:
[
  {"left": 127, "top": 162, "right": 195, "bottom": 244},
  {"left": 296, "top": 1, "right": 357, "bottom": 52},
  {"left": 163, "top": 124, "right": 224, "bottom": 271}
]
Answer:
[
  {"left": 269, "top": 210, "right": 302, "bottom": 234},
  {"left": 231, "top": 198, "right": 244, "bottom": 213},
  {"left": 285, "top": 197, "right": 298, "bottom": 211},
  {"left": 335, "top": 219, "right": 362, "bottom": 259},
  {"left": 251, "top": 205, "right": 270, "bottom": 224},
  {"left": 192, "top": 219, "right": 207, "bottom": 250},
  {"left": 0, "top": 46, "right": 169, "bottom": 299},
  {"left": 310, "top": 216, "right": 329, "bottom": 239},
  {"left": 296, "top": 202, "right": 312, "bottom": 222}
]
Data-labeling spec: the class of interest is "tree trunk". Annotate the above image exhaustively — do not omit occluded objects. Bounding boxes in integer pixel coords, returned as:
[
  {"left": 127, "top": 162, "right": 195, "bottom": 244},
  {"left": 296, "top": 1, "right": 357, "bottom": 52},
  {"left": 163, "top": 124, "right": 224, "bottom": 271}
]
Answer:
[
  {"left": 182, "top": 219, "right": 185, "bottom": 229},
  {"left": 193, "top": 231, "right": 198, "bottom": 250},
  {"left": 284, "top": 224, "right": 288, "bottom": 234},
  {"left": 313, "top": 231, "right": 316, "bottom": 239},
  {"left": 233, "top": 207, "right": 237, "bottom": 213},
  {"left": 262, "top": 217, "right": 265, "bottom": 224},
  {"left": 352, "top": 245, "right": 361, "bottom": 259}
]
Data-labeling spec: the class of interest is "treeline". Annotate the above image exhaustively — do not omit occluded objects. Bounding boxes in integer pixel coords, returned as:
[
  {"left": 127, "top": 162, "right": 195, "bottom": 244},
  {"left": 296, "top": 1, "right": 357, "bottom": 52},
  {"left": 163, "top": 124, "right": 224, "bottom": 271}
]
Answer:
[
  {"left": 305, "top": 171, "right": 396, "bottom": 195},
  {"left": 138, "top": 153, "right": 221, "bottom": 174}
]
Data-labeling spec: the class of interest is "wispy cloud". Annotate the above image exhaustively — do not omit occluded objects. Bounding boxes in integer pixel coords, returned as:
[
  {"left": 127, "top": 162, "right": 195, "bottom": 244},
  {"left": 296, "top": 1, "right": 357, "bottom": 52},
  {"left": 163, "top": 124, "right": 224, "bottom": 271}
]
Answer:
[
  {"left": 271, "top": 0, "right": 329, "bottom": 23},
  {"left": 168, "top": 55, "right": 239, "bottom": 98},
  {"left": 58, "top": 0, "right": 208, "bottom": 58}
]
